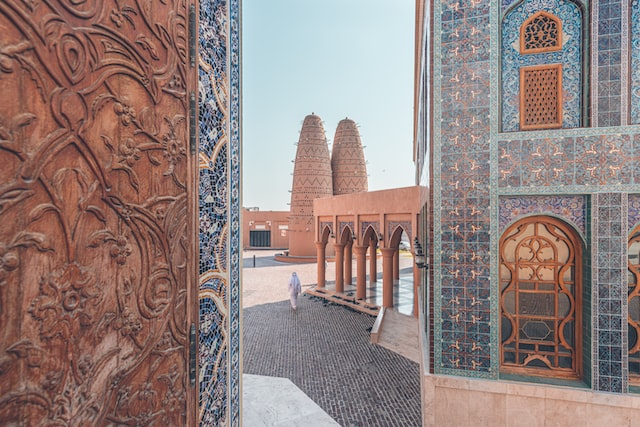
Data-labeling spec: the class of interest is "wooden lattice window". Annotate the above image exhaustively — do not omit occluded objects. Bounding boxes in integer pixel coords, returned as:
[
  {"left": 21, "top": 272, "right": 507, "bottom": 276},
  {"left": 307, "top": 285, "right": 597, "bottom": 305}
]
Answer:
[
  {"left": 628, "top": 230, "right": 640, "bottom": 384},
  {"left": 500, "top": 216, "right": 582, "bottom": 379},
  {"left": 520, "top": 11, "right": 562, "bottom": 54},
  {"left": 520, "top": 64, "right": 563, "bottom": 130}
]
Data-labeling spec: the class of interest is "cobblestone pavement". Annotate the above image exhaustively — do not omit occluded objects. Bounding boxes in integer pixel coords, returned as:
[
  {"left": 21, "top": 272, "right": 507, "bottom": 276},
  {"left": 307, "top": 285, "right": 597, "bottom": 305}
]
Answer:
[{"left": 243, "top": 294, "right": 422, "bottom": 427}]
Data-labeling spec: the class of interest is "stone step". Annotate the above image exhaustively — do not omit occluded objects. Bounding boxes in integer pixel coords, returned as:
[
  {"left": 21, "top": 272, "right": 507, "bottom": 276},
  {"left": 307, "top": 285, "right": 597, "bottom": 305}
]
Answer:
[
  {"left": 375, "top": 309, "right": 420, "bottom": 364},
  {"left": 304, "top": 287, "right": 379, "bottom": 317}
]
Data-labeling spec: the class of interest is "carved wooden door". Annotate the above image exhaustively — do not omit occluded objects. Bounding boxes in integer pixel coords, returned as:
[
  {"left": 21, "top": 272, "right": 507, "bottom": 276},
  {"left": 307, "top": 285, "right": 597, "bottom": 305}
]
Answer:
[{"left": 0, "top": 1, "right": 197, "bottom": 425}]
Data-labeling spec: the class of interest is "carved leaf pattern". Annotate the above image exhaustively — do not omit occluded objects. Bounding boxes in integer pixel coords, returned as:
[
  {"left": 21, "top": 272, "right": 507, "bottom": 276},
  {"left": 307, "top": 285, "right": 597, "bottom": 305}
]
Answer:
[{"left": 0, "top": 0, "right": 193, "bottom": 425}]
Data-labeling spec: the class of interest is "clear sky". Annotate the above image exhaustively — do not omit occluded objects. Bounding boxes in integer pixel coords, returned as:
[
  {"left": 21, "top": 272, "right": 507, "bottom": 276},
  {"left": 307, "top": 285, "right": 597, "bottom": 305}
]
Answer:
[{"left": 242, "top": 0, "right": 416, "bottom": 211}]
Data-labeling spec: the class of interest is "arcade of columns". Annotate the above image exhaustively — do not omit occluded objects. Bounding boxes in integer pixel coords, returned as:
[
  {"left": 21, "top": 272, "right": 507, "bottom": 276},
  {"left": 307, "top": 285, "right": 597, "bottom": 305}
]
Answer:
[
  {"left": 288, "top": 113, "right": 422, "bottom": 315},
  {"left": 313, "top": 186, "right": 422, "bottom": 316}
]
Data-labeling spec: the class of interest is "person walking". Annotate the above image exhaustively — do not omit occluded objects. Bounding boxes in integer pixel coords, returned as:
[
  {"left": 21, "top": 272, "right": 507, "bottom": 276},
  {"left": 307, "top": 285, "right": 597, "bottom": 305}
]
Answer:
[{"left": 288, "top": 272, "right": 302, "bottom": 311}]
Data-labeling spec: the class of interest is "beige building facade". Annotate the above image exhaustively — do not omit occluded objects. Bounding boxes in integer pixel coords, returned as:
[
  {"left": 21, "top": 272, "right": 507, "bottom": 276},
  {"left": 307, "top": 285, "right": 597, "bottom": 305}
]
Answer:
[{"left": 242, "top": 208, "right": 289, "bottom": 250}]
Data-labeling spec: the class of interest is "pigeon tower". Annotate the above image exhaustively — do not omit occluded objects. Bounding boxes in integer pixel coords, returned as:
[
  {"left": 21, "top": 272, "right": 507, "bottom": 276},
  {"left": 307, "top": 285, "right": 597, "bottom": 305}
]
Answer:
[
  {"left": 331, "top": 118, "right": 368, "bottom": 195},
  {"left": 288, "top": 113, "right": 333, "bottom": 257}
]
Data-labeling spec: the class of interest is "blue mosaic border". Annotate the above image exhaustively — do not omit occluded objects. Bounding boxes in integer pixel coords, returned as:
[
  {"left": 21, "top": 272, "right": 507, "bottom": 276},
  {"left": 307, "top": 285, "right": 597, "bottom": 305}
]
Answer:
[
  {"left": 197, "top": 0, "right": 241, "bottom": 424},
  {"left": 228, "top": 0, "right": 241, "bottom": 423},
  {"left": 490, "top": 0, "right": 501, "bottom": 378},
  {"left": 632, "top": 0, "right": 640, "bottom": 124}
]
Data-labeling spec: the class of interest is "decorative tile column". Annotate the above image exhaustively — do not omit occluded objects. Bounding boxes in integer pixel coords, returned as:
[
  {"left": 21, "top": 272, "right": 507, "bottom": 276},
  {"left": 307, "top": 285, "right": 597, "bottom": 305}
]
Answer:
[
  {"left": 592, "top": 0, "right": 626, "bottom": 126},
  {"left": 434, "top": 0, "right": 492, "bottom": 376},
  {"left": 198, "top": 0, "right": 241, "bottom": 424},
  {"left": 592, "top": 193, "right": 628, "bottom": 392},
  {"left": 631, "top": 0, "right": 640, "bottom": 124}
]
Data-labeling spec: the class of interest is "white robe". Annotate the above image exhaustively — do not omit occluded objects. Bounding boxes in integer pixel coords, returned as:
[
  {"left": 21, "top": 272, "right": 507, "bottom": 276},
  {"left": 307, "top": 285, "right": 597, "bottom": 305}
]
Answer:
[{"left": 288, "top": 273, "right": 301, "bottom": 309}]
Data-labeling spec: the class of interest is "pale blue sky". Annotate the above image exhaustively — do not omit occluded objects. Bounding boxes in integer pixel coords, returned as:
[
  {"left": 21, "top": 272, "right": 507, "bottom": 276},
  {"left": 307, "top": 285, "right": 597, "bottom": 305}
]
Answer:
[{"left": 242, "top": 0, "right": 415, "bottom": 211}]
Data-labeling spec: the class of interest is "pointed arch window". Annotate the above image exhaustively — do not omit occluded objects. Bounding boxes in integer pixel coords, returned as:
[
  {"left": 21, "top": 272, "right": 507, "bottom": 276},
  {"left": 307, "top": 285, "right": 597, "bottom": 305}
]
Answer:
[
  {"left": 501, "top": 2, "right": 583, "bottom": 132},
  {"left": 627, "top": 228, "right": 640, "bottom": 383},
  {"left": 520, "top": 11, "right": 563, "bottom": 54},
  {"left": 500, "top": 216, "right": 582, "bottom": 379}
]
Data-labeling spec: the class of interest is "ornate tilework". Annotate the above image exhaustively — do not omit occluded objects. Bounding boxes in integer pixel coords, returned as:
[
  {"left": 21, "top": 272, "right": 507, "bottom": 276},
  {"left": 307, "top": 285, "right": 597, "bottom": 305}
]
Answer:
[
  {"left": 629, "top": 194, "right": 640, "bottom": 232},
  {"left": 320, "top": 221, "right": 334, "bottom": 236},
  {"left": 360, "top": 221, "right": 380, "bottom": 241},
  {"left": 499, "top": 195, "right": 586, "bottom": 236},
  {"left": 228, "top": 0, "right": 241, "bottom": 423},
  {"left": 430, "top": 0, "right": 640, "bottom": 394},
  {"left": 435, "top": 0, "right": 493, "bottom": 377},
  {"left": 594, "top": 0, "right": 623, "bottom": 127},
  {"left": 592, "top": 193, "right": 628, "bottom": 393},
  {"left": 339, "top": 221, "right": 355, "bottom": 239},
  {"left": 198, "top": 0, "right": 241, "bottom": 424},
  {"left": 501, "top": 0, "right": 583, "bottom": 132},
  {"left": 632, "top": 0, "right": 640, "bottom": 124},
  {"left": 387, "top": 221, "right": 412, "bottom": 242},
  {"left": 498, "top": 133, "right": 640, "bottom": 189}
]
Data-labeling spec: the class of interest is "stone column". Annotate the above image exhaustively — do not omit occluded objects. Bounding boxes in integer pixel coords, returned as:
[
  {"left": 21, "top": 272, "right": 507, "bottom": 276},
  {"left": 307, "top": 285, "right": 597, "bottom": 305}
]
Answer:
[
  {"left": 316, "top": 241, "right": 326, "bottom": 289},
  {"left": 334, "top": 243, "right": 345, "bottom": 294},
  {"left": 345, "top": 240, "right": 353, "bottom": 287},
  {"left": 354, "top": 245, "right": 368, "bottom": 300},
  {"left": 393, "top": 249, "right": 400, "bottom": 283},
  {"left": 381, "top": 248, "right": 395, "bottom": 308},
  {"left": 369, "top": 239, "right": 378, "bottom": 285}
]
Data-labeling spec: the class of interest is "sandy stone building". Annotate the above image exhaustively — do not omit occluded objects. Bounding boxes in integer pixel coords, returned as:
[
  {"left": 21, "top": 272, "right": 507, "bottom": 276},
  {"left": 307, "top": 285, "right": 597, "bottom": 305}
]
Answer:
[
  {"left": 287, "top": 114, "right": 334, "bottom": 258},
  {"left": 248, "top": 113, "right": 375, "bottom": 259},
  {"left": 242, "top": 208, "right": 289, "bottom": 249},
  {"left": 331, "top": 118, "right": 368, "bottom": 196}
]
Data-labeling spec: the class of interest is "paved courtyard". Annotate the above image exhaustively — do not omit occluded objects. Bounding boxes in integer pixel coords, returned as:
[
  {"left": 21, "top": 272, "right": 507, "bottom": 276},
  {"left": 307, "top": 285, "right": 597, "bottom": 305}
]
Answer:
[{"left": 242, "top": 251, "right": 422, "bottom": 427}]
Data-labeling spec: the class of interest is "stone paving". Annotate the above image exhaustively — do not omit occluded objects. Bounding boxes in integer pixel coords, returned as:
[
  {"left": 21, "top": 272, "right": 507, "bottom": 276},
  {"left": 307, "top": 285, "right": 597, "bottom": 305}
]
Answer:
[{"left": 242, "top": 251, "right": 422, "bottom": 427}]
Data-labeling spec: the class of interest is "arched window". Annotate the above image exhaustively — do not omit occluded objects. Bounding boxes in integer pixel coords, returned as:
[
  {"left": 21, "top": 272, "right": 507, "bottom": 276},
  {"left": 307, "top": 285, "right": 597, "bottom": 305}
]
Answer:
[
  {"left": 500, "top": 216, "right": 582, "bottom": 379},
  {"left": 501, "top": 1, "right": 583, "bottom": 132},
  {"left": 627, "top": 228, "right": 640, "bottom": 383},
  {"left": 521, "top": 11, "right": 562, "bottom": 54}
]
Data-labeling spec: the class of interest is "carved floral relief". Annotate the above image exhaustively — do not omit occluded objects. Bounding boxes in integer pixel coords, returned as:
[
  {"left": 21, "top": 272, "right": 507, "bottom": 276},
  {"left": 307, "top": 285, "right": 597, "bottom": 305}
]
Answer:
[{"left": 0, "top": 0, "right": 195, "bottom": 425}]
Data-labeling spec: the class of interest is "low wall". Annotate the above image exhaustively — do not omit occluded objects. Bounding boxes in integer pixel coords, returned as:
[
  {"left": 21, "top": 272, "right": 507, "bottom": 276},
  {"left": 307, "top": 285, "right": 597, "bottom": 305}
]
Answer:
[
  {"left": 421, "top": 373, "right": 640, "bottom": 426},
  {"left": 273, "top": 254, "right": 317, "bottom": 264},
  {"left": 417, "top": 290, "right": 640, "bottom": 426}
]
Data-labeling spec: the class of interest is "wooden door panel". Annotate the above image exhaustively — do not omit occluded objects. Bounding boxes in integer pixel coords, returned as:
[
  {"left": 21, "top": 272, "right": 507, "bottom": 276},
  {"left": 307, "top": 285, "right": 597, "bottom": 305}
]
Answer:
[{"left": 0, "top": 1, "right": 196, "bottom": 425}]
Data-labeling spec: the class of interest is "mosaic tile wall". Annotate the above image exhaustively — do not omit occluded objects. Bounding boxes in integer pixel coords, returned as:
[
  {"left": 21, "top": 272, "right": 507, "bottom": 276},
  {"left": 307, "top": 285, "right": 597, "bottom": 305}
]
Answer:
[
  {"left": 592, "top": 193, "right": 628, "bottom": 393},
  {"left": 498, "top": 133, "right": 640, "bottom": 189},
  {"left": 499, "top": 195, "right": 586, "bottom": 236},
  {"left": 501, "top": 0, "right": 583, "bottom": 132},
  {"left": 629, "top": 194, "right": 640, "bottom": 231},
  {"left": 632, "top": 0, "right": 640, "bottom": 124},
  {"left": 435, "top": 0, "right": 493, "bottom": 376},
  {"left": 594, "top": 0, "right": 624, "bottom": 127},
  {"left": 198, "top": 0, "right": 241, "bottom": 424},
  {"left": 430, "top": 0, "right": 640, "bottom": 393}
]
